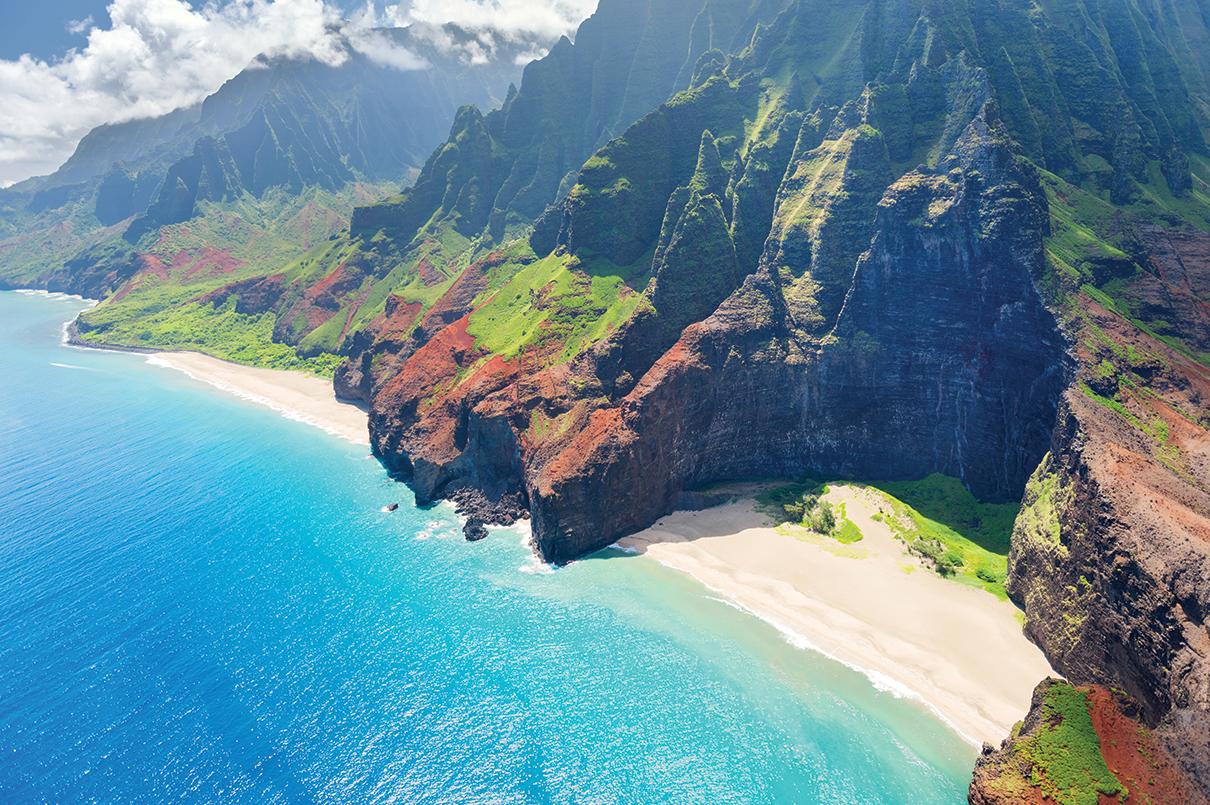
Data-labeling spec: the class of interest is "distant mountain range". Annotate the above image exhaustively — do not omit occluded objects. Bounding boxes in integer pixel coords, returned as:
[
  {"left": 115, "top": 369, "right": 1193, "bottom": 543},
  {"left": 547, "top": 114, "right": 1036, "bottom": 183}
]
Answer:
[{"left": 0, "top": 26, "right": 534, "bottom": 298}]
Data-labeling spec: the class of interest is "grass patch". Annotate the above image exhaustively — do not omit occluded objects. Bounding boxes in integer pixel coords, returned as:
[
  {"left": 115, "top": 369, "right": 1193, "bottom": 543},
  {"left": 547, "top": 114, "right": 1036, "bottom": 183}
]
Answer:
[
  {"left": 78, "top": 296, "right": 340, "bottom": 376},
  {"left": 833, "top": 514, "right": 864, "bottom": 544},
  {"left": 466, "top": 251, "right": 649, "bottom": 363},
  {"left": 759, "top": 474, "right": 1011, "bottom": 589},
  {"left": 758, "top": 479, "right": 864, "bottom": 544},
  {"left": 1014, "top": 683, "right": 1125, "bottom": 805},
  {"left": 867, "top": 474, "right": 1018, "bottom": 598},
  {"left": 1078, "top": 381, "right": 1142, "bottom": 428}
]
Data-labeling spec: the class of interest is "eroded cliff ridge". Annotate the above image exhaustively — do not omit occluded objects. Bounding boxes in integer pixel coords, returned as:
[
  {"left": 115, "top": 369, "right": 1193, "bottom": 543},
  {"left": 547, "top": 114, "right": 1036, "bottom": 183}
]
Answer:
[
  {"left": 969, "top": 679, "right": 1204, "bottom": 805},
  {"left": 347, "top": 0, "right": 1210, "bottom": 790}
]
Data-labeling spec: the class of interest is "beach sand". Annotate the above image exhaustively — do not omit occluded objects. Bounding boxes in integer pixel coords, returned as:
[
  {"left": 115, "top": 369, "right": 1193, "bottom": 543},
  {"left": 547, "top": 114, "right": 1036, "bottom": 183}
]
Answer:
[
  {"left": 139, "top": 347, "right": 1043, "bottom": 746},
  {"left": 146, "top": 351, "right": 369, "bottom": 446},
  {"left": 617, "top": 484, "right": 1054, "bottom": 746}
]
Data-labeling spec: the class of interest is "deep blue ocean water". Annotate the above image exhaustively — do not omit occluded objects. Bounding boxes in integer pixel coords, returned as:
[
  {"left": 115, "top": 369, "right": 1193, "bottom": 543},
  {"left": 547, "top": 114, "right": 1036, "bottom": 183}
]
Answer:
[{"left": 0, "top": 291, "right": 973, "bottom": 803}]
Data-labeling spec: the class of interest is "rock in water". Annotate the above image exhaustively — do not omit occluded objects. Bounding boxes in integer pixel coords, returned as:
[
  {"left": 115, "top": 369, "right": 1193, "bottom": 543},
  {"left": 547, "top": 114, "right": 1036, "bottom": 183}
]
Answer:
[{"left": 463, "top": 519, "right": 489, "bottom": 543}]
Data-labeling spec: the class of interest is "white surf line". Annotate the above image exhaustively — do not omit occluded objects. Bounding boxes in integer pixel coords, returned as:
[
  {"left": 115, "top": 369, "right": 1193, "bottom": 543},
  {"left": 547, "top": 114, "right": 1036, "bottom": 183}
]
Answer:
[
  {"left": 13, "top": 288, "right": 98, "bottom": 306},
  {"left": 143, "top": 354, "right": 366, "bottom": 446},
  {"left": 628, "top": 546, "right": 984, "bottom": 748}
]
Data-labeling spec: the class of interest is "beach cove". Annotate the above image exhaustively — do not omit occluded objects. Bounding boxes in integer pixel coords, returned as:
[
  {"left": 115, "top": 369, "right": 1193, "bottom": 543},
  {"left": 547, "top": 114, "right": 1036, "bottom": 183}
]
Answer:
[
  {"left": 2, "top": 290, "right": 976, "bottom": 801},
  {"left": 111, "top": 305, "right": 1052, "bottom": 748},
  {"left": 619, "top": 488, "right": 1053, "bottom": 746}
]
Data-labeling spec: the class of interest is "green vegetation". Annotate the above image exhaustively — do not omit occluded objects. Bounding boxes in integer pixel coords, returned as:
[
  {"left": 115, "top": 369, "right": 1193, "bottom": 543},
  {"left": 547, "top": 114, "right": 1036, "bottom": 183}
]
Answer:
[
  {"left": 868, "top": 474, "right": 1018, "bottom": 598},
  {"left": 832, "top": 509, "right": 864, "bottom": 545},
  {"left": 1079, "top": 381, "right": 1142, "bottom": 428},
  {"left": 73, "top": 183, "right": 396, "bottom": 374},
  {"left": 78, "top": 297, "right": 341, "bottom": 376},
  {"left": 1041, "top": 170, "right": 1210, "bottom": 368},
  {"left": 756, "top": 479, "right": 827, "bottom": 520},
  {"left": 759, "top": 475, "right": 1018, "bottom": 580},
  {"left": 466, "top": 251, "right": 650, "bottom": 363},
  {"left": 1014, "top": 454, "right": 1073, "bottom": 548},
  {"left": 757, "top": 481, "right": 863, "bottom": 544},
  {"left": 1013, "top": 683, "right": 1126, "bottom": 805}
]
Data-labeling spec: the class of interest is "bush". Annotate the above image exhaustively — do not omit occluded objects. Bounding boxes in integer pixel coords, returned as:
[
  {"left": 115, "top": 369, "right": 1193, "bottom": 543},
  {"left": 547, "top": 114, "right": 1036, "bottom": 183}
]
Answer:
[
  {"left": 782, "top": 492, "right": 819, "bottom": 524},
  {"left": 807, "top": 501, "right": 836, "bottom": 534}
]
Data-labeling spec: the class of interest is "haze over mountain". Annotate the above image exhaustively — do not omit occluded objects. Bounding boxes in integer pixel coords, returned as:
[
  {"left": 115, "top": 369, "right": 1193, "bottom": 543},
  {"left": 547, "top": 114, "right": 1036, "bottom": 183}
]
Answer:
[
  {"left": 0, "top": 0, "right": 597, "bottom": 187},
  {"left": 0, "top": 22, "right": 558, "bottom": 319}
]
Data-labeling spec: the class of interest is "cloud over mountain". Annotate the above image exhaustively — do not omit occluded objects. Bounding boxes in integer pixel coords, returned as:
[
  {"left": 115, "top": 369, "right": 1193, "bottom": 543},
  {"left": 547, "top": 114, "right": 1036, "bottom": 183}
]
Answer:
[{"left": 0, "top": 0, "right": 595, "bottom": 187}]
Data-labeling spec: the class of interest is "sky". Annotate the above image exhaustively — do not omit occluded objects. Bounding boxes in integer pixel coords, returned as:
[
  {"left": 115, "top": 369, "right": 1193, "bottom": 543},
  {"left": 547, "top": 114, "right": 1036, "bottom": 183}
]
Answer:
[{"left": 0, "top": 0, "right": 596, "bottom": 187}]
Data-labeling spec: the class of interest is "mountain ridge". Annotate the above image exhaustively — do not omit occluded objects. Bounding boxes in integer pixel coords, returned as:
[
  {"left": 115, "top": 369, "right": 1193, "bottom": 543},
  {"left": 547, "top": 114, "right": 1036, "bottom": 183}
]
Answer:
[{"left": 0, "top": 25, "right": 536, "bottom": 297}]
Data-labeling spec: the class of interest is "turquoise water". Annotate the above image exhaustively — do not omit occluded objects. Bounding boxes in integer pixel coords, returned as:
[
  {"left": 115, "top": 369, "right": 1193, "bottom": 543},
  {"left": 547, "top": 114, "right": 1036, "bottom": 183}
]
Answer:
[{"left": 0, "top": 291, "right": 973, "bottom": 802}]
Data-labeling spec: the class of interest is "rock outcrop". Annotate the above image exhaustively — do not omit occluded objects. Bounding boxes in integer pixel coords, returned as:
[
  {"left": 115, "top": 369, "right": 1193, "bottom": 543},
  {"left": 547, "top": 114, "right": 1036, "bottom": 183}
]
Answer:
[
  {"left": 969, "top": 678, "right": 1204, "bottom": 805},
  {"left": 1008, "top": 289, "right": 1210, "bottom": 789},
  {"left": 349, "top": 0, "right": 1210, "bottom": 791},
  {"left": 525, "top": 109, "right": 1066, "bottom": 560},
  {"left": 30, "top": 0, "right": 1210, "bottom": 794}
]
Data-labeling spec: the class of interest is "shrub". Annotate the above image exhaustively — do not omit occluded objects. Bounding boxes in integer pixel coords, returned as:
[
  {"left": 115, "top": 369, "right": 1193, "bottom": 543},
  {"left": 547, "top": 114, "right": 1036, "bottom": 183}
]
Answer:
[{"left": 807, "top": 500, "right": 836, "bottom": 534}]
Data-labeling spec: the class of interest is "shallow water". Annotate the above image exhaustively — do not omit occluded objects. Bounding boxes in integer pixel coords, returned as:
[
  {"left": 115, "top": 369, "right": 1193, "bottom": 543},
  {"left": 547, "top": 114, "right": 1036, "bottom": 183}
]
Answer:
[{"left": 0, "top": 290, "right": 973, "bottom": 802}]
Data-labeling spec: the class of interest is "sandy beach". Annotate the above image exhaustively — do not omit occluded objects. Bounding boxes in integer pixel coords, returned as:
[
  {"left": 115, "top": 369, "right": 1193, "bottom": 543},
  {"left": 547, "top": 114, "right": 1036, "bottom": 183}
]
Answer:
[
  {"left": 617, "top": 484, "right": 1053, "bottom": 746},
  {"left": 137, "top": 347, "right": 1043, "bottom": 745},
  {"left": 146, "top": 351, "right": 369, "bottom": 446}
]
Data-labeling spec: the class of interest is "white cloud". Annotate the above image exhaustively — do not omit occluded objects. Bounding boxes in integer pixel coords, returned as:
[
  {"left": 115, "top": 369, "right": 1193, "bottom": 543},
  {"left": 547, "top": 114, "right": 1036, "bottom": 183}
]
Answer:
[
  {"left": 67, "top": 16, "right": 95, "bottom": 35},
  {"left": 0, "top": 0, "right": 598, "bottom": 187},
  {"left": 0, "top": 0, "right": 420, "bottom": 186},
  {"left": 382, "top": 0, "right": 596, "bottom": 63},
  {"left": 388, "top": 0, "right": 595, "bottom": 42},
  {"left": 348, "top": 29, "right": 430, "bottom": 70}
]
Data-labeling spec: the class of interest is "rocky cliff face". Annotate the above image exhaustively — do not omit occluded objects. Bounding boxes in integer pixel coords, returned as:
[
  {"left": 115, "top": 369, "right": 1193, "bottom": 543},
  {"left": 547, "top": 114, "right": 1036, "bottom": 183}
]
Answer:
[
  {"left": 1007, "top": 276, "right": 1210, "bottom": 789},
  {"left": 968, "top": 678, "right": 1204, "bottom": 805},
  {"left": 329, "top": 0, "right": 792, "bottom": 403},
  {"left": 349, "top": 0, "right": 1210, "bottom": 792},
  {"left": 362, "top": 0, "right": 1079, "bottom": 556},
  {"left": 31, "top": 0, "right": 1210, "bottom": 793},
  {"left": 523, "top": 109, "right": 1066, "bottom": 560}
]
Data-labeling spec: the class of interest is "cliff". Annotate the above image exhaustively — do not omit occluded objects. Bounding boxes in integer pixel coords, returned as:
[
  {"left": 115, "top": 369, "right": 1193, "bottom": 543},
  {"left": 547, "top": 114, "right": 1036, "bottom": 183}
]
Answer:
[
  {"left": 968, "top": 679, "right": 1204, "bottom": 805},
  {"left": 348, "top": 0, "right": 1210, "bottom": 791},
  {"left": 27, "top": 0, "right": 1210, "bottom": 793}
]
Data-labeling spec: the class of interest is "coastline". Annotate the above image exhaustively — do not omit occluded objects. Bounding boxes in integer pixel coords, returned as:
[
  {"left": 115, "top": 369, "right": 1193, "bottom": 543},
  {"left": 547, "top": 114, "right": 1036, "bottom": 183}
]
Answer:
[
  {"left": 2, "top": 288, "right": 977, "bottom": 800},
  {"left": 141, "top": 351, "right": 370, "bottom": 446},
  {"left": 17, "top": 290, "right": 370, "bottom": 447},
  {"left": 27, "top": 289, "right": 1033, "bottom": 747},
  {"left": 617, "top": 485, "right": 1054, "bottom": 747}
]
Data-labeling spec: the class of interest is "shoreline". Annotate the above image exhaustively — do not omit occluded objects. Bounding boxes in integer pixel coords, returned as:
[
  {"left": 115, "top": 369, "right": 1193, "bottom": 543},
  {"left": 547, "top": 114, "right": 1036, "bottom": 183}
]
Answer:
[
  {"left": 142, "top": 351, "right": 370, "bottom": 446},
  {"left": 617, "top": 486, "right": 1054, "bottom": 747},
  {"left": 24, "top": 290, "right": 1038, "bottom": 746},
  {"left": 19, "top": 290, "right": 370, "bottom": 447}
]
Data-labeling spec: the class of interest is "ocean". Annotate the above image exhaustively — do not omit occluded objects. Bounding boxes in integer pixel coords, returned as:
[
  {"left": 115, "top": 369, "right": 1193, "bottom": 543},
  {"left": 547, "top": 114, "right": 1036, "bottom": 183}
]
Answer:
[{"left": 0, "top": 290, "right": 972, "bottom": 802}]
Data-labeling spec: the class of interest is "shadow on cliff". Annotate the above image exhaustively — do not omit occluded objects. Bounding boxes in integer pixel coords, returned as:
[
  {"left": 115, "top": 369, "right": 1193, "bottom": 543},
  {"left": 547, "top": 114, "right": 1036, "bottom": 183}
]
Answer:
[{"left": 574, "top": 491, "right": 780, "bottom": 563}]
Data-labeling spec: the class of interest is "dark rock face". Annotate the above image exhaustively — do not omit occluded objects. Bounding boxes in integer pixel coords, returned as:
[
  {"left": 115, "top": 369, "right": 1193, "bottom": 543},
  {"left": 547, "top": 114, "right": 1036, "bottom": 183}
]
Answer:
[
  {"left": 1009, "top": 347, "right": 1210, "bottom": 793},
  {"left": 331, "top": 0, "right": 793, "bottom": 404},
  {"left": 344, "top": 0, "right": 791, "bottom": 248},
  {"left": 356, "top": 1, "right": 1210, "bottom": 788},
  {"left": 528, "top": 112, "right": 1066, "bottom": 561},
  {"left": 42, "top": 243, "right": 145, "bottom": 300},
  {"left": 363, "top": 0, "right": 1103, "bottom": 563}
]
